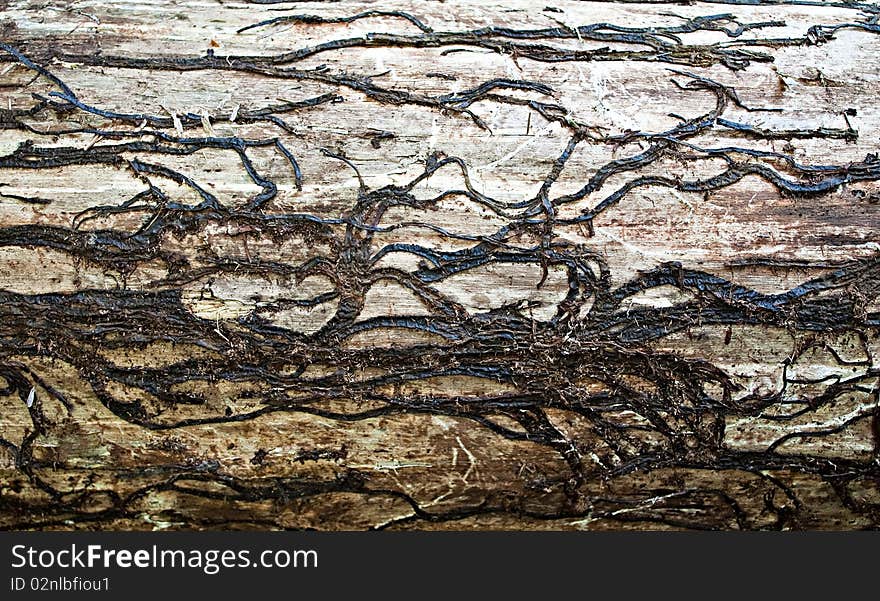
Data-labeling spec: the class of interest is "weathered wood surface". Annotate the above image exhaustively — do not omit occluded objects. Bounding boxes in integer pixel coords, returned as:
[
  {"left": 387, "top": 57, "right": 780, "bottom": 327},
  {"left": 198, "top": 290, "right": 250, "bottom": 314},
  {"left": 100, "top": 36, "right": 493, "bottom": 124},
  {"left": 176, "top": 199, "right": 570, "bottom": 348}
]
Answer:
[{"left": 1, "top": 0, "right": 879, "bottom": 530}]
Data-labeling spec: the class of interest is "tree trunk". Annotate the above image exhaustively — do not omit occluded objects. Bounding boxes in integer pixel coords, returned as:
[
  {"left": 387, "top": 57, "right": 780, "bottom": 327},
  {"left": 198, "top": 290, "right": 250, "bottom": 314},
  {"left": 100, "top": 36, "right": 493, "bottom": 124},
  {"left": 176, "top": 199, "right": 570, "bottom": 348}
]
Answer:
[{"left": 1, "top": 0, "right": 879, "bottom": 531}]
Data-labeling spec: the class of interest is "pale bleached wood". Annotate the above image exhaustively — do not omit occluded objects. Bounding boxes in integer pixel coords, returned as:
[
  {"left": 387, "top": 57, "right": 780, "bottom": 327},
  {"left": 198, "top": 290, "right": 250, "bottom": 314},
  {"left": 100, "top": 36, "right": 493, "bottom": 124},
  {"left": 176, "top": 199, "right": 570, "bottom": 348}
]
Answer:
[{"left": 1, "top": 0, "right": 879, "bottom": 530}]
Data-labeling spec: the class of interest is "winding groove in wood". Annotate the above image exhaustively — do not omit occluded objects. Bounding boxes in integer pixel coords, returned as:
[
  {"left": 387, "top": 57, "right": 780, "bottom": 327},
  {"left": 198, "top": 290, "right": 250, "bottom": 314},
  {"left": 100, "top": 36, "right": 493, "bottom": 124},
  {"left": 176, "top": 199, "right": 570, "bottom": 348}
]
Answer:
[{"left": 0, "top": 0, "right": 879, "bottom": 530}]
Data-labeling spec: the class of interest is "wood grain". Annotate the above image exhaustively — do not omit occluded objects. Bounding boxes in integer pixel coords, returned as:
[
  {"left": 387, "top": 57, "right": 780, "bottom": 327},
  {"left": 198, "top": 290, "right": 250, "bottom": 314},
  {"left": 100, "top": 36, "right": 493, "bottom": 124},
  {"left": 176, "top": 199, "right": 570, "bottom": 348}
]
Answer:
[{"left": 1, "top": 0, "right": 879, "bottom": 530}]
